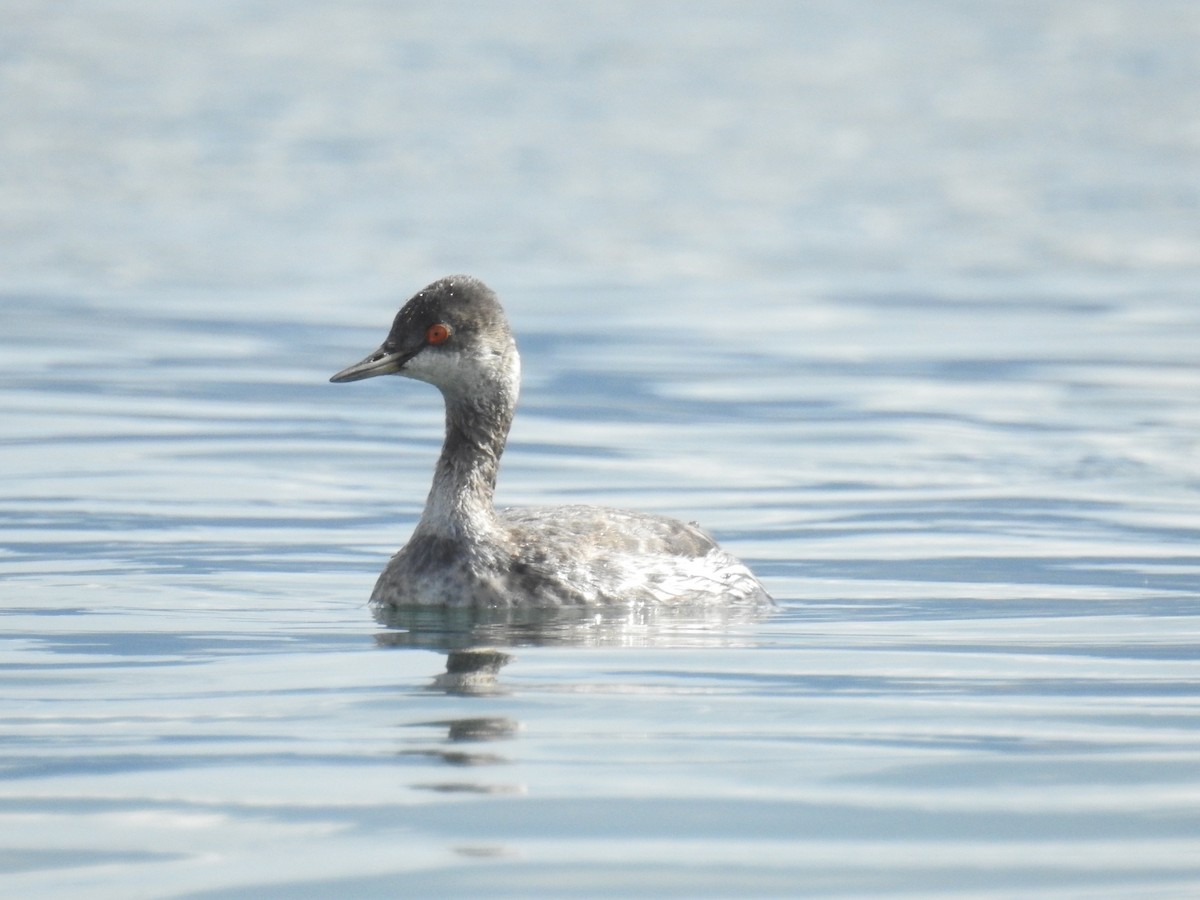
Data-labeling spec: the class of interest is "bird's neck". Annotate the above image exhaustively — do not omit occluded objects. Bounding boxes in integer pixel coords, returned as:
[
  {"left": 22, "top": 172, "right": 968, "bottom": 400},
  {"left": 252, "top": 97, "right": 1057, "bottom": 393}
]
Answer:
[{"left": 415, "top": 378, "right": 517, "bottom": 544}]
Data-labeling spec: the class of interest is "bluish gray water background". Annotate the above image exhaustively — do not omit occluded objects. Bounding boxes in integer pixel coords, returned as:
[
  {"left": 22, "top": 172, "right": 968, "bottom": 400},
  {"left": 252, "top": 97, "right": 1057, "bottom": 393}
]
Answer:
[{"left": 3, "top": 2, "right": 1200, "bottom": 897}]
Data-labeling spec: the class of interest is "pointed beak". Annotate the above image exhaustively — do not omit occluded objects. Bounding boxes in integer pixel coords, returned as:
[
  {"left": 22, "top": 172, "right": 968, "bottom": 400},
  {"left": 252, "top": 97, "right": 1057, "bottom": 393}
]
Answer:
[{"left": 329, "top": 346, "right": 410, "bottom": 383}]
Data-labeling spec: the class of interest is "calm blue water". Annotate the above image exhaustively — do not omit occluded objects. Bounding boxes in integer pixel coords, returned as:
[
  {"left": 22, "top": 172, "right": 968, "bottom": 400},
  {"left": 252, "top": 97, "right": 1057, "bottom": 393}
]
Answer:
[{"left": 4, "top": 3, "right": 1200, "bottom": 897}]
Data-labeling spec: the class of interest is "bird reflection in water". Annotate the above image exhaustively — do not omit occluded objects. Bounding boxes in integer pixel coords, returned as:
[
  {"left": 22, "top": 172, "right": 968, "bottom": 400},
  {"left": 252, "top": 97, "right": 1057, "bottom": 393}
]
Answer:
[
  {"left": 379, "top": 603, "right": 771, "bottom": 808},
  {"left": 374, "top": 602, "right": 771, "bottom": 656}
]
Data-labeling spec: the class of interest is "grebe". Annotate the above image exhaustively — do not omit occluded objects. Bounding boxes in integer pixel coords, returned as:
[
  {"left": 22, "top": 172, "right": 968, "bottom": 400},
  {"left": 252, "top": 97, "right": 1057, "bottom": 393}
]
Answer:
[{"left": 331, "top": 275, "right": 772, "bottom": 608}]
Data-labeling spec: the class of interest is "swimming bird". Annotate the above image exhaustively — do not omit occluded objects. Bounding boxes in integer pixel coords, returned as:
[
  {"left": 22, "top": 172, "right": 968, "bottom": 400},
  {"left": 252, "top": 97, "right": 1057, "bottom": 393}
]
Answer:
[{"left": 330, "top": 275, "right": 772, "bottom": 608}]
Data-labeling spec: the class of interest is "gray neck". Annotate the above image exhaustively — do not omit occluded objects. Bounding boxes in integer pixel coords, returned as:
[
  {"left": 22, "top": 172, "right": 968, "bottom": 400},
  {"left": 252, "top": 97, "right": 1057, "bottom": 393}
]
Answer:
[{"left": 415, "top": 376, "right": 517, "bottom": 543}]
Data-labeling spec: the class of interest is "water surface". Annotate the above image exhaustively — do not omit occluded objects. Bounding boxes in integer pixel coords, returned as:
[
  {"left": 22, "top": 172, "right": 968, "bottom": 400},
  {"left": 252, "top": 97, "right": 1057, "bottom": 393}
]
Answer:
[{"left": 3, "top": 2, "right": 1200, "bottom": 897}]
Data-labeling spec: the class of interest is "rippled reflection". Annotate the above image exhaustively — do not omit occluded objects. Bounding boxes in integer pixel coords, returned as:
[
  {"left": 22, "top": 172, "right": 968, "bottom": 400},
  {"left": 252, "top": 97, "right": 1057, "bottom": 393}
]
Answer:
[
  {"left": 401, "top": 713, "right": 525, "bottom": 797},
  {"left": 373, "top": 602, "right": 774, "bottom": 653},
  {"left": 379, "top": 604, "right": 774, "bottom": 806},
  {"left": 431, "top": 648, "right": 514, "bottom": 695}
]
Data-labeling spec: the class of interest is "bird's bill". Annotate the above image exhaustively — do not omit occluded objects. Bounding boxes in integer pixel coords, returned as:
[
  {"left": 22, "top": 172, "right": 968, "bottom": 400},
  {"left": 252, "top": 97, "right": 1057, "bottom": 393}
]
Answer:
[{"left": 329, "top": 347, "right": 408, "bottom": 383}]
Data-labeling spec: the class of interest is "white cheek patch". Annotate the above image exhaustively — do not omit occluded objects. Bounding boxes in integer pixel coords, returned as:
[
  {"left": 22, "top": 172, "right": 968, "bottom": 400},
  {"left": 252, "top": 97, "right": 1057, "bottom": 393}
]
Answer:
[
  {"left": 401, "top": 337, "right": 520, "bottom": 412},
  {"left": 402, "top": 347, "right": 462, "bottom": 385},
  {"left": 403, "top": 346, "right": 499, "bottom": 398}
]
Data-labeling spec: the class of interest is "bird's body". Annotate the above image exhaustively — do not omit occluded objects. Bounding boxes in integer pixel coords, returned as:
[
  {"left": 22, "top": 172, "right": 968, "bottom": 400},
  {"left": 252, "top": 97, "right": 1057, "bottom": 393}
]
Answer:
[{"left": 331, "top": 275, "right": 772, "bottom": 609}]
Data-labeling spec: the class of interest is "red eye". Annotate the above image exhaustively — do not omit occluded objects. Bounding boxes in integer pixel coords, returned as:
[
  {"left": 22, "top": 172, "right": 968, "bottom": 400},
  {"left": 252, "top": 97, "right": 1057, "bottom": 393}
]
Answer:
[{"left": 426, "top": 323, "right": 451, "bottom": 345}]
